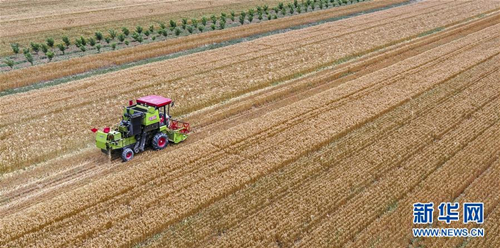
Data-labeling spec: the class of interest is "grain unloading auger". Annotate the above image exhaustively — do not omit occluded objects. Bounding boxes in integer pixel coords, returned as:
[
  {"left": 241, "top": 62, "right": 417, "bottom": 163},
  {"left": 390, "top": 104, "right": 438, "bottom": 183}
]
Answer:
[{"left": 91, "top": 95, "right": 190, "bottom": 162}]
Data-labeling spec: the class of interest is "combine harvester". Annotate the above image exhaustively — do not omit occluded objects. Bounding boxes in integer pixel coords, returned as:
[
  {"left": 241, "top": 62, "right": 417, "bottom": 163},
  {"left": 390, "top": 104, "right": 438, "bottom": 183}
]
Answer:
[{"left": 91, "top": 95, "right": 190, "bottom": 161}]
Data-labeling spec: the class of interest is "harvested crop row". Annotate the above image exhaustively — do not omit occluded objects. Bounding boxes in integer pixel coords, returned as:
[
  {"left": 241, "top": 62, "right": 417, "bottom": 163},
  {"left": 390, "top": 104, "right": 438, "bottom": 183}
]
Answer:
[
  {"left": 342, "top": 122, "right": 500, "bottom": 248},
  {"left": 1, "top": 0, "right": 494, "bottom": 173},
  {"left": 207, "top": 59, "right": 500, "bottom": 247},
  {"left": 424, "top": 157, "right": 500, "bottom": 248},
  {"left": 0, "top": 0, "right": 409, "bottom": 90},
  {"left": 144, "top": 50, "right": 500, "bottom": 247},
  {"left": 3, "top": 18, "right": 498, "bottom": 247},
  {"left": 295, "top": 93, "right": 500, "bottom": 247}
]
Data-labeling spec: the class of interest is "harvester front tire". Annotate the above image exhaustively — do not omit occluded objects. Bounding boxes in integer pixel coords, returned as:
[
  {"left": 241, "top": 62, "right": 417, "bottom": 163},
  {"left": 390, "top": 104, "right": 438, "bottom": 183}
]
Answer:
[
  {"left": 121, "top": 148, "right": 134, "bottom": 162},
  {"left": 152, "top": 133, "right": 168, "bottom": 150}
]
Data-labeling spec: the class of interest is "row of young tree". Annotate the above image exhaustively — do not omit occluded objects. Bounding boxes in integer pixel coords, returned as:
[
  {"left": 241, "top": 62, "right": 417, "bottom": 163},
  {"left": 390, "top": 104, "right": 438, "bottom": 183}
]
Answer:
[{"left": 4, "top": 0, "right": 363, "bottom": 69}]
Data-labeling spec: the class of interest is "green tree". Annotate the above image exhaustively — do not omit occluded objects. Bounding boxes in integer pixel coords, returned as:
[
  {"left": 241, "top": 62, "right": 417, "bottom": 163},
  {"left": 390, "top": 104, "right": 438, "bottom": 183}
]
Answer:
[
  {"left": 220, "top": 13, "right": 227, "bottom": 22},
  {"left": 30, "top": 42, "right": 40, "bottom": 54},
  {"left": 149, "top": 25, "right": 154, "bottom": 33},
  {"left": 294, "top": 0, "right": 299, "bottom": 7},
  {"left": 46, "top": 51, "right": 54, "bottom": 62},
  {"left": 219, "top": 20, "right": 226, "bottom": 29},
  {"left": 89, "top": 37, "right": 96, "bottom": 46},
  {"left": 111, "top": 43, "right": 117, "bottom": 50},
  {"left": 239, "top": 14, "right": 245, "bottom": 25},
  {"left": 136, "top": 26, "right": 143, "bottom": 34},
  {"left": 96, "top": 44, "right": 102, "bottom": 53},
  {"left": 10, "top": 43, "right": 20, "bottom": 54},
  {"left": 80, "top": 36, "right": 87, "bottom": 46},
  {"left": 41, "top": 44, "right": 49, "bottom": 54},
  {"left": 159, "top": 22, "right": 166, "bottom": 30},
  {"left": 144, "top": 30, "right": 150, "bottom": 38},
  {"left": 230, "top": 11, "right": 235, "bottom": 21},
  {"left": 75, "top": 38, "right": 82, "bottom": 48},
  {"left": 24, "top": 52, "right": 33, "bottom": 65},
  {"left": 132, "top": 32, "right": 143, "bottom": 42},
  {"left": 211, "top": 15, "right": 217, "bottom": 24},
  {"left": 169, "top": 20, "right": 177, "bottom": 30},
  {"left": 62, "top": 36, "right": 71, "bottom": 47},
  {"left": 248, "top": 14, "right": 254, "bottom": 23},
  {"left": 279, "top": 2, "right": 284, "bottom": 9},
  {"left": 187, "top": 26, "right": 194, "bottom": 34},
  {"left": 122, "top": 27, "right": 130, "bottom": 36},
  {"left": 263, "top": 5, "right": 269, "bottom": 11},
  {"left": 23, "top": 47, "right": 30, "bottom": 55},
  {"left": 175, "top": 27, "right": 182, "bottom": 36},
  {"left": 161, "top": 29, "right": 168, "bottom": 37},
  {"left": 198, "top": 26, "right": 204, "bottom": 32},
  {"left": 125, "top": 40, "right": 130, "bottom": 46},
  {"left": 79, "top": 45, "right": 86, "bottom": 52},
  {"left": 46, "top": 37, "right": 55, "bottom": 47},
  {"left": 4, "top": 58, "right": 14, "bottom": 69},
  {"left": 95, "top": 31, "right": 103, "bottom": 42},
  {"left": 118, "top": 34, "right": 125, "bottom": 42},
  {"left": 201, "top": 17, "right": 207, "bottom": 26},
  {"left": 211, "top": 23, "right": 216, "bottom": 30},
  {"left": 109, "top": 29, "right": 117, "bottom": 39},
  {"left": 289, "top": 4, "right": 295, "bottom": 14},
  {"left": 191, "top": 19, "right": 198, "bottom": 28},
  {"left": 105, "top": 37, "right": 111, "bottom": 43}
]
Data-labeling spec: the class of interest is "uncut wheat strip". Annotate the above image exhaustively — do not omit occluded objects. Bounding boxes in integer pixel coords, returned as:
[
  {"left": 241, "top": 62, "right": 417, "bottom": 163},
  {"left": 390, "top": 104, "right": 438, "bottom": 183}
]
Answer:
[
  {"left": 0, "top": 0, "right": 412, "bottom": 90},
  {"left": 0, "top": 3, "right": 480, "bottom": 174},
  {"left": 464, "top": 202, "right": 500, "bottom": 248},
  {"left": 341, "top": 122, "right": 500, "bottom": 245},
  {"left": 1, "top": 19, "right": 496, "bottom": 244},
  {"left": 207, "top": 63, "right": 500, "bottom": 248},
  {"left": 310, "top": 116, "right": 500, "bottom": 248},
  {"left": 47, "top": 28, "right": 500, "bottom": 246},
  {"left": 146, "top": 52, "right": 500, "bottom": 248},
  {"left": 0, "top": 0, "right": 450, "bottom": 117},
  {"left": 296, "top": 95, "right": 500, "bottom": 247},
  {"left": 428, "top": 159, "right": 500, "bottom": 248}
]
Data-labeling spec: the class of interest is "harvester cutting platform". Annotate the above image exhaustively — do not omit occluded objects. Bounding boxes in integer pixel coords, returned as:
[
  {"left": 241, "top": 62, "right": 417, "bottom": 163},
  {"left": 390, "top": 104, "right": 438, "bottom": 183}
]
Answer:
[{"left": 92, "top": 95, "right": 190, "bottom": 162}]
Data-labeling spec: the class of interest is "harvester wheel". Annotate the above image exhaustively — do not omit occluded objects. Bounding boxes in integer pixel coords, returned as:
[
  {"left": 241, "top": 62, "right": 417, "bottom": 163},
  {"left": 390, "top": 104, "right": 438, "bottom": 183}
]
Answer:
[
  {"left": 121, "top": 148, "right": 134, "bottom": 162},
  {"left": 152, "top": 133, "right": 168, "bottom": 150}
]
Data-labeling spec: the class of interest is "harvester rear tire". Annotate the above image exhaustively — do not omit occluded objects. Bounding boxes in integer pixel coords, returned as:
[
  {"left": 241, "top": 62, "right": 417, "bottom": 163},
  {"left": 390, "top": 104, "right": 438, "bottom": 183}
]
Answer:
[
  {"left": 121, "top": 148, "right": 134, "bottom": 162},
  {"left": 152, "top": 133, "right": 168, "bottom": 150}
]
